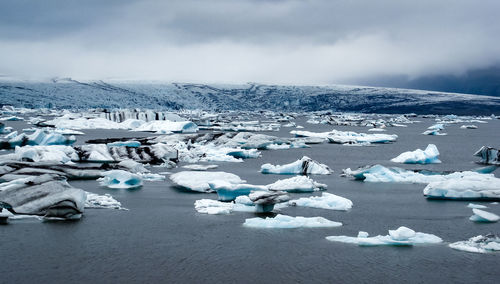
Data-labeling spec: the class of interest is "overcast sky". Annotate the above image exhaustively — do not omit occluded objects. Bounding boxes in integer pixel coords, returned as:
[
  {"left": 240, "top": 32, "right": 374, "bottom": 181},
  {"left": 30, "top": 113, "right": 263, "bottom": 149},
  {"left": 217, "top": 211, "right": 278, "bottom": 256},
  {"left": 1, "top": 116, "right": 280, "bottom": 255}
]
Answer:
[{"left": 1, "top": 0, "right": 499, "bottom": 85}]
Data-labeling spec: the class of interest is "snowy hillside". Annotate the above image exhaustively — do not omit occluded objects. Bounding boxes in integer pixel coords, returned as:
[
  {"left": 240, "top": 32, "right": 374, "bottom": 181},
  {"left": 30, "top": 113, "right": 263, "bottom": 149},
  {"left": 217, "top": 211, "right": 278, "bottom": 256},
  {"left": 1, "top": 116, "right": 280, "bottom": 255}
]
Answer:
[{"left": 1, "top": 78, "right": 500, "bottom": 114}]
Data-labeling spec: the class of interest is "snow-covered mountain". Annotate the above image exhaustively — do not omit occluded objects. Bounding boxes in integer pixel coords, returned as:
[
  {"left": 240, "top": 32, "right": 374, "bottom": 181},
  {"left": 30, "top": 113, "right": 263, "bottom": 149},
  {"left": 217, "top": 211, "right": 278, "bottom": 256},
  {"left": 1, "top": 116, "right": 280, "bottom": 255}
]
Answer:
[{"left": 1, "top": 78, "right": 500, "bottom": 114}]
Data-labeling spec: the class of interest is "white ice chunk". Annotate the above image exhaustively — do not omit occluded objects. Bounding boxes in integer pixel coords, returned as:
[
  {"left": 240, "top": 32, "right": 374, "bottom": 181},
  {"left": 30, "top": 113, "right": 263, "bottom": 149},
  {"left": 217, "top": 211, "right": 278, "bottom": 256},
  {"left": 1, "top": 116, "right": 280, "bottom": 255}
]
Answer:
[
  {"left": 326, "top": 226, "right": 442, "bottom": 246},
  {"left": 170, "top": 171, "right": 244, "bottom": 192},
  {"left": 134, "top": 120, "right": 198, "bottom": 133},
  {"left": 391, "top": 144, "right": 441, "bottom": 164},
  {"left": 267, "top": 176, "right": 327, "bottom": 192},
  {"left": 84, "top": 192, "right": 126, "bottom": 210},
  {"left": 449, "top": 235, "right": 500, "bottom": 253},
  {"left": 98, "top": 170, "right": 143, "bottom": 189},
  {"left": 289, "top": 192, "right": 353, "bottom": 211},
  {"left": 467, "top": 203, "right": 488, "bottom": 209},
  {"left": 243, "top": 214, "right": 342, "bottom": 228},
  {"left": 261, "top": 156, "right": 332, "bottom": 175},
  {"left": 469, "top": 208, "right": 500, "bottom": 222},
  {"left": 181, "top": 164, "right": 218, "bottom": 171},
  {"left": 424, "top": 175, "right": 500, "bottom": 200}
]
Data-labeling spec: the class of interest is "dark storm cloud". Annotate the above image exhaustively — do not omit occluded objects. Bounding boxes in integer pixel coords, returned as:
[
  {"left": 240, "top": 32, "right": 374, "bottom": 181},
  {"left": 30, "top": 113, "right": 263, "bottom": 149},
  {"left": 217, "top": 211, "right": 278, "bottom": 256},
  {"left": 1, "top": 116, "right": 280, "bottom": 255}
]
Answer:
[{"left": 0, "top": 0, "right": 499, "bottom": 84}]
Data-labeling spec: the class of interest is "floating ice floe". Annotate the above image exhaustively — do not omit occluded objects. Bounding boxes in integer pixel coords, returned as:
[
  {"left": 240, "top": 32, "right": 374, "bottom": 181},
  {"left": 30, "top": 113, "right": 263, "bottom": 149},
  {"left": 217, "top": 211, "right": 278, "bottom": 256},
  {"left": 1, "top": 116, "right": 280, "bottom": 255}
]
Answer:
[
  {"left": 84, "top": 192, "right": 126, "bottom": 210},
  {"left": 194, "top": 195, "right": 288, "bottom": 215},
  {"left": 474, "top": 146, "right": 499, "bottom": 165},
  {"left": 344, "top": 164, "right": 496, "bottom": 185},
  {"left": 74, "top": 144, "right": 177, "bottom": 164},
  {"left": 290, "top": 129, "right": 397, "bottom": 145},
  {"left": 267, "top": 176, "right": 327, "bottom": 192},
  {"left": 1, "top": 129, "right": 76, "bottom": 149},
  {"left": 209, "top": 180, "right": 268, "bottom": 201},
  {"left": 243, "top": 214, "right": 342, "bottom": 228},
  {"left": 261, "top": 156, "right": 332, "bottom": 175},
  {"left": 3, "top": 145, "right": 77, "bottom": 164},
  {"left": 289, "top": 192, "right": 353, "bottom": 211},
  {"left": 460, "top": 125, "right": 478, "bottom": 129},
  {"left": 469, "top": 208, "right": 500, "bottom": 222},
  {"left": 133, "top": 120, "right": 198, "bottom": 133},
  {"left": 170, "top": 171, "right": 245, "bottom": 192},
  {"left": 423, "top": 175, "right": 500, "bottom": 200},
  {"left": 117, "top": 159, "right": 149, "bottom": 173},
  {"left": 98, "top": 170, "right": 143, "bottom": 189},
  {"left": 391, "top": 144, "right": 441, "bottom": 164},
  {"left": 0, "top": 174, "right": 86, "bottom": 219},
  {"left": 181, "top": 164, "right": 218, "bottom": 171},
  {"left": 467, "top": 203, "right": 488, "bottom": 209},
  {"left": 449, "top": 234, "right": 500, "bottom": 253},
  {"left": 326, "top": 226, "right": 442, "bottom": 246}
]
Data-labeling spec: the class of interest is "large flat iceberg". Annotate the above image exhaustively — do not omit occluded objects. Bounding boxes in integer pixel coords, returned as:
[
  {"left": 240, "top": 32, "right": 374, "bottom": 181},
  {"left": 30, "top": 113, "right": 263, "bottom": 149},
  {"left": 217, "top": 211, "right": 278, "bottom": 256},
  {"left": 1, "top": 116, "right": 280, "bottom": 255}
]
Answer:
[
  {"left": 423, "top": 175, "right": 500, "bottom": 200},
  {"left": 243, "top": 214, "right": 342, "bottom": 228},
  {"left": 326, "top": 226, "right": 442, "bottom": 246},
  {"left": 98, "top": 170, "right": 143, "bottom": 189}
]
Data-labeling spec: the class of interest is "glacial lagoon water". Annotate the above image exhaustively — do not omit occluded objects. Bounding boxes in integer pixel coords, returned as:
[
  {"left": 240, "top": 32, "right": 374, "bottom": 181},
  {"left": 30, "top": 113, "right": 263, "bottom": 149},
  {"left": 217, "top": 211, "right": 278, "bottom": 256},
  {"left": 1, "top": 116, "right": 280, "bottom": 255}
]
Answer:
[{"left": 1, "top": 117, "right": 500, "bottom": 283}]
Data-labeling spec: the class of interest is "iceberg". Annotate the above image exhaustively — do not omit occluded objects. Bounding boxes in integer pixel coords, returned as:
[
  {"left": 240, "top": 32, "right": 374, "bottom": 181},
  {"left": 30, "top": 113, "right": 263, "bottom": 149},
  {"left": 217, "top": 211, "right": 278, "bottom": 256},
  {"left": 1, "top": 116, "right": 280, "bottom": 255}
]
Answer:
[
  {"left": 85, "top": 192, "right": 125, "bottom": 210},
  {"left": 460, "top": 125, "right": 478, "bottom": 129},
  {"left": 74, "top": 143, "right": 177, "bottom": 164},
  {"left": 0, "top": 161, "right": 110, "bottom": 181},
  {"left": 107, "top": 141, "right": 141, "bottom": 147},
  {"left": 133, "top": 120, "right": 198, "bottom": 133},
  {"left": 243, "top": 214, "right": 342, "bottom": 228},
  {"left": 469, "top": 208, "right": 500, "bottom": 222},
  {"left": 291, "top": 129, "right": 397, "bottom": 145},
  {"left": 473, "top": 146, "right": 499, "bottom": 165},
  {"left": 194, "top": 196, "right": 284, "bottom": 215},
  {"left": 449, "top": 234, "right": 500, "bottom": 253},
  {"left": 391, "top": 144, "right": 441, "bottom": 164},
  {"left": 97, "top": 170, "right": 143, "bottom": 189},
  {"left": 261, "top": 156, "right": 332, "bottom": 175},
  {"left": 181, "top": 164, "right": 218, "bottom": 171},
  {"left": 423, "top": 175, "right": 500, "bottom": 200},
  {"left": 289, "top": 192, "right": 353, "bottom": 211},
  {"left": 5, "top": 145, "right": 77, "bottom": 164},
  {"left": 0, "top": 174, "right": 86, "bottom": 219},
  {"left": 249, "top": 191, "right": 290, "bottom": 213},
  {"left": 467, "top": 203, "right": 488, "bottom": 209},
  {"left": 44, "top": 116, "right": 130, "bottom": 130},
  {"left": 344, "top": 164, "right": 497, "bottom": 185},
  {"left": 326, "top": 226, "right": 442, "bottom": 246},
  {"left": 267, "top": 176, "right": 327, "bottom": 192},
  {"left": 209, "top": 180, "right": 268, "bottom": 201},
  {"left": 170, "top": 171, "right": 245, "bottom": 192},
  {"left": 1, "top": 129, "right": 76, "bottom": 149}
]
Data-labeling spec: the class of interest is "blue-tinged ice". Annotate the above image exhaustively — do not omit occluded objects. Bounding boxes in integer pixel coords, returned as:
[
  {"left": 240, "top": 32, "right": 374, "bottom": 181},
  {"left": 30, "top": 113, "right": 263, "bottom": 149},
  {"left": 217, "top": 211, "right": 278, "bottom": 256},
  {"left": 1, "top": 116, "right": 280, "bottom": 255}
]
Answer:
[
  {"left": 107, "top": 141, "right": 141, "bottom": 147},
  {"left": 98, "top": 170, "right": 143, "bottom": 189},
  {"left": 243, "top": 214, "right": 342, "bottom": 228},
  {"left": 209, "top": 180, "right": 268, "bottom": 201},
  {"left": 469, "top": 208, "right": 499, "bottom": 222},
  {"left": 467, "top": 203, "right": 488, "bottom": 209},
  {"left": 391, "top": 144, "right": 441, "bottom": 164},
  {"left": 326, "top": 226, "right": 442, "bottom": 246}
]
